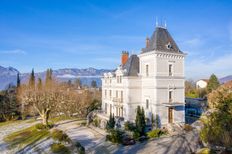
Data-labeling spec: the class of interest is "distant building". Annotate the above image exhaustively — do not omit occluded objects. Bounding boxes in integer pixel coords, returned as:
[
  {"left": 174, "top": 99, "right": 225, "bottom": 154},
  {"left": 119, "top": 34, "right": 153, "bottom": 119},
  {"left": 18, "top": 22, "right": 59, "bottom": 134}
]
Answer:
[
  {"left": 100, "top": 24, "right": 186, "bottom": 126},
  {"left": 196, "top": 79, "right": 208, "bottom": 89}
]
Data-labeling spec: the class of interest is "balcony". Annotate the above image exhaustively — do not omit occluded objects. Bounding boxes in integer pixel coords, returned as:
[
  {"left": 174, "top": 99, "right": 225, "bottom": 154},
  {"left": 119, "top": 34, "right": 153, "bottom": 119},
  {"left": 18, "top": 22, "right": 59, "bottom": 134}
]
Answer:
[
  {"left": 163, "top": 100, "right": 185, "bottom": 107},
  {"left": 112, "top": 97, "right": 123, "bottom": 107},
  {"left": 112, "top": 97, "right": 123, "bottom": 103}
]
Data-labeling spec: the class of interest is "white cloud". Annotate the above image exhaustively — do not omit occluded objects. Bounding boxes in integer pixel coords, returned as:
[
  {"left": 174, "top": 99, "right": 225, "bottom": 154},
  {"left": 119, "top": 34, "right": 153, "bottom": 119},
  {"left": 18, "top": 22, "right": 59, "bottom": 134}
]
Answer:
[
  {"left": 186, "top": 53, "right": 232, "bottom": 80},
  {"left": 0, "top": 49, "right": 26, "bottom": 55}
]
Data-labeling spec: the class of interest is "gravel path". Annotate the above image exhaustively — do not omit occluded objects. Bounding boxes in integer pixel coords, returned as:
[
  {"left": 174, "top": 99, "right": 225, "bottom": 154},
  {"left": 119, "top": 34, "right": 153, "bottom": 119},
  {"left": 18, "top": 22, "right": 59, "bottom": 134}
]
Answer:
[{"left": 56, "top": 120, "right": 105, "bottom": 153}]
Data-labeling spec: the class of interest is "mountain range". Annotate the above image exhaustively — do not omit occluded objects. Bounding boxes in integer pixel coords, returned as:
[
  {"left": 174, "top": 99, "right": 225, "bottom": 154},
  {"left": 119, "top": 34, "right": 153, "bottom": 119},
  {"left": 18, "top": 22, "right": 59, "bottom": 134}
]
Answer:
[
  {"left": 0, "top": 66, "right": 112, "bottom": 90},
  {"left": 1, "top": 65, "right": 232, "bottom": 90}
]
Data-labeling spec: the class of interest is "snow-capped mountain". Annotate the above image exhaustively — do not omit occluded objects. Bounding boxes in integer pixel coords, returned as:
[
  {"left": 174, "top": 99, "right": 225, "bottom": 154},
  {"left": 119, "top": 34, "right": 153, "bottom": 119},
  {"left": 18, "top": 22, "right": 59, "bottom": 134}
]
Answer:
[
  {"left": 0, "top": 66, "right": 19, "bottom": 90},
  {"left": 0, "top": 66, "right": 112, "bottom": 90}
]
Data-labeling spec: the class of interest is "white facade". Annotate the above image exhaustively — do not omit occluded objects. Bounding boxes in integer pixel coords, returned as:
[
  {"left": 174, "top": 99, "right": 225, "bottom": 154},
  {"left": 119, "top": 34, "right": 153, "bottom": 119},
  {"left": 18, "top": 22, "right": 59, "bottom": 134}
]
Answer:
[
  {"left": 196, "top": 80, "right": 208, "bottom": 89},
  {"left": 101, "top": 26, "right": 186, "bottom": 126}
]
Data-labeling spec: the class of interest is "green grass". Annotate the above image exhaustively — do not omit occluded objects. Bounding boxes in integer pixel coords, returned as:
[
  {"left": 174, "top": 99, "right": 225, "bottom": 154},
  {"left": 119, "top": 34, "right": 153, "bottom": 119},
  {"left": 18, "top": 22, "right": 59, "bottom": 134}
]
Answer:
[
  {"left": 0, "top": 119, "right": 36, "bottom": 127},
  {"left": 51, "top": 143, "right": 70, "bottom": 154},
  {"left": 4, "top": 125, "right": 50, "bottom": 149},
  {"left": 0, "top": 120, "right": 21, "bottom": 127}
]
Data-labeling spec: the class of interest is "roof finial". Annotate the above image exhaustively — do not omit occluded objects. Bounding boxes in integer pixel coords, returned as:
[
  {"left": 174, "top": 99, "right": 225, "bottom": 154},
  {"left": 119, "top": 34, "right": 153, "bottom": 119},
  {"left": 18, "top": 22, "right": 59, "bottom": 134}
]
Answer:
[{"left": 156, "top": 17, "right": 158, "bottom": 27}]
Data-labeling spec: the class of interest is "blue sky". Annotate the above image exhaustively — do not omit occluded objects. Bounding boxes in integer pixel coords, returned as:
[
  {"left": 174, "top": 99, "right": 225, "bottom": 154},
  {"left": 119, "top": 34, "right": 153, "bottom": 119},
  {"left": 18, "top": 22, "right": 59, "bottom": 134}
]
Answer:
[{"left": 0, "top": 0, "right": 232, "bottom": 79}]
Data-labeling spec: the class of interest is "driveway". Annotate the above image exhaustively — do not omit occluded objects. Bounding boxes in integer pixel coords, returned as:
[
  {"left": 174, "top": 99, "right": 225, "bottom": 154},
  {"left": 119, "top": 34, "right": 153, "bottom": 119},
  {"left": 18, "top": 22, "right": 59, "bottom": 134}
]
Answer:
[
  {"left": 56, "top": 120, "right": 105, "bottom": 153},
  {"left": 92, "top": 129, "right": 201, "bottom": 154}
]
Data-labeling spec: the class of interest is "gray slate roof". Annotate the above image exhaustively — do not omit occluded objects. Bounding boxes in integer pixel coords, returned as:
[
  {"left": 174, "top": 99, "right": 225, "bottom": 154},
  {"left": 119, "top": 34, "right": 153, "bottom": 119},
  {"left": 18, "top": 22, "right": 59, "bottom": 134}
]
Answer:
[
  {"left": 142, "top": 27, "right": 182, "bottom": 53},
  {"left": 122, "top": 54, "right": 139, "bottom": 76}
]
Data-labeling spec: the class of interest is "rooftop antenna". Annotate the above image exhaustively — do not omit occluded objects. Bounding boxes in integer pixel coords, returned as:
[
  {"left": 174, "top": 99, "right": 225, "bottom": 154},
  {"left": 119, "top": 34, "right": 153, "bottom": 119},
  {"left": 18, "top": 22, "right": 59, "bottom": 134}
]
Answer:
[
  {"left": 156, "top": 17, "right": 158, "bottom": 27},
  {"left": 164, "top": 20, "right": 167, "bottom": 28}
]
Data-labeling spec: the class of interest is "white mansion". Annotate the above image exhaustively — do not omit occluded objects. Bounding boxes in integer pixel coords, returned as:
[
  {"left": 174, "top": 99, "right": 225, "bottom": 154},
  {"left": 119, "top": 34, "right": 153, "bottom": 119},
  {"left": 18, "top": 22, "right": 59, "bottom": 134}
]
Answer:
[{"left": 101, "top": 25, "right": 186, "bottom": 126}]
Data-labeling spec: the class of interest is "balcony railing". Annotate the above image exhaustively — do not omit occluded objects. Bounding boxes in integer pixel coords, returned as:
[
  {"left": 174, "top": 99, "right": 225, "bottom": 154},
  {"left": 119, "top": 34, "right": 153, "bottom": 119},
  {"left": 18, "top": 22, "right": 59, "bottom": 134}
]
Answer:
[{"left": 112, "top": 97, "right": 123, "bottom": 103}]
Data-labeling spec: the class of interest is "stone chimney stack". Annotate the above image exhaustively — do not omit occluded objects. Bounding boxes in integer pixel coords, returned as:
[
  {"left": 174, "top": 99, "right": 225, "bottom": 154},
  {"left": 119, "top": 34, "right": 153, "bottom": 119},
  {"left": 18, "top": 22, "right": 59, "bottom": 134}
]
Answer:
[
  {"left": 146, "top": 37, "right": 150, "bottom": 48},
  {"left": 121, "top": 51, "right": 129, "bottom": 65}
]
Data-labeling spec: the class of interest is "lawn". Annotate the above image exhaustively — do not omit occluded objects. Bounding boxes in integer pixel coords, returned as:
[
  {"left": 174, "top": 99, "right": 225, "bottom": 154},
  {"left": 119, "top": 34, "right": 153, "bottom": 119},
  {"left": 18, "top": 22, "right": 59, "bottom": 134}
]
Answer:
[
  {"left": 0, "top": 119, "right": 36, "bottom": 127},
  {"left": 4, "top": 125, "right": 50, "bottom": 149}
]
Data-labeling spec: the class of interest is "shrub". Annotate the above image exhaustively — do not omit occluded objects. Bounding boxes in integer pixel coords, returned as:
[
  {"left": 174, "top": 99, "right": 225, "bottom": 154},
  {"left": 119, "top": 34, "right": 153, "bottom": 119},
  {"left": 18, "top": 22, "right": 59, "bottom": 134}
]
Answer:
[
  {"left": 197, "top": 148, "right": 216, "bottom": 154},
  {"left": 106, "top": 113, "right": 115, "bottom": 131},
  {"left": 183, "top": 124, "right": 193, "bottom": 131},
  {"left": 133, "top": 130, "right": 141, "bottom": 140},
  {"left": 75, "top": 141, "right": 85, "bottom": 154},
  {"left": 35, "top": 123, "right": 47, "bottom": 130},
  {"left": 124, "top": 121, "right": 136, "bottom": 132},
  {"left": 105, "top": 135, "right": 111, "bottom": 141},
  {"left": 108, "top": 129, "right": 124, "bottom": 144},
  {"left": 147, "top": 129, "right": 166, "bottom": 138},
  {"left": 51, "top": 129, "right": 71, "bottom": 143},
  {"left": 35, "top": 123, "right": 54, "bottom": 130},
  {"left": 51, "top": 143, "right": 70, "bottom": 154},
  {"left": 93, "top": 118, "right": 99, "bottom": 127}
]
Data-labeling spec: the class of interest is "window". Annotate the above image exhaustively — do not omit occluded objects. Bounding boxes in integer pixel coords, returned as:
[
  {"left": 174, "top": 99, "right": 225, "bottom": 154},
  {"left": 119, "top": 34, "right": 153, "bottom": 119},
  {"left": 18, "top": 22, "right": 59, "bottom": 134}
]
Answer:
[
  {"left": 119, "top": 76, "right": 122, "bottom": 83},
  {"left": 116, "top": 90, "right": 118, "bottom": 98},
  {"left": 105, "top": 90, "right": 107, "bottom": 98},
  {"left": 105, "top": 103, "right": 107, "bottom": 114},
  {"left": 110, "top": 78, "right": 112, "bottom": 84},
  {"left": 146, "top": 99, "right": 149, "bottom": 109},
  {"left": 146, "top": 65, "right": 149, "bottom": 76},
  {"left": 121, "top": 91, "right": 123, "bottom": 102},
  {"left": 109, "top": 90, "right": 112, "bottom": 99},
  {"left": 110, "top": 104, "right": 112, "bottom": 114},
  {"left": 169, "top": 64, "right": 173, "bottom": 76},
  {"left": 169, "top": 91, "right": 173, "bottom": 103}
]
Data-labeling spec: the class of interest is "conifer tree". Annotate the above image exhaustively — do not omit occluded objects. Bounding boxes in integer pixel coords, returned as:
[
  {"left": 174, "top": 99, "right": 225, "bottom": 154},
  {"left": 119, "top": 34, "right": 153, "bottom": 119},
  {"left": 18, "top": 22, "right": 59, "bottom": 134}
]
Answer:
[
  {"left": 91, "top": 80, "right": 97, "bottom": 88},
  {"left": 207, "top": 74, "right": 220, "bottom": 93},
  {"left": 37, "top": 78, "right": 42, "bottom": 90},
  {"left": 28, "top": 69, "right": 35, "bottom": 89},
  {"left": 75, "top": 78, "right": 82, "bottom": 89},
  {"left": 106, "top": 113, "right": 115, "bottom": 130},
  {"left": 135, "top": 106, "right": 146, "bottom": 135},
  {"left": 45, "top": 69, "right": 52, "bottom": 87},
  {"left": 16, "top": 73, "right": 20, "bottom": 88}
]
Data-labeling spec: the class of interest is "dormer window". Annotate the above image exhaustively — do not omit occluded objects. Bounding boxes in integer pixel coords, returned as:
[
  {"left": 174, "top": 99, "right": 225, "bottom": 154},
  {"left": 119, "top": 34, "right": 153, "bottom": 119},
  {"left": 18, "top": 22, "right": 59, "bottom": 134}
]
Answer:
[{"left": 167, "top": 42, "right": 172, "bottom": 49}]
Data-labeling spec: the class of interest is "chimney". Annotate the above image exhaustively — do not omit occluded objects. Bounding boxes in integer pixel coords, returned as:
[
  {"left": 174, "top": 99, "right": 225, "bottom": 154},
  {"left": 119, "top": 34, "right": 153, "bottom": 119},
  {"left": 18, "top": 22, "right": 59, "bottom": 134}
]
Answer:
[
  {"left": 121, "top": 51, "right": 129, "bottom": 65},
  {"left": 146, "top": 37, "right": 150, "bottom": 48}
]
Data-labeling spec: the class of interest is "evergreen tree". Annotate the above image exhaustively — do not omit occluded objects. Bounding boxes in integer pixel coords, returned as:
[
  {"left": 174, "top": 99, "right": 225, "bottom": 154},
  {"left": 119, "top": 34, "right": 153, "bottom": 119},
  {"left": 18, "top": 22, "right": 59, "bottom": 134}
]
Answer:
[
  {"left": 207, "top": 74, "right": 220, "bottom": 93},
  {"left": 91, "top": 80, "right": 97, "bottom": 88},
  {"left": 16, "top": 73, "right": 20, "bottom": 88},
  {"left": 106, "top": 113, "right": 115, "bottom": 130},
  {"left": 45, "top": 69, "right": 53, "bottom": 87},
  {"left": 75, "top": 78, "right": 82, "bottom": 89},
  {"left": 135, "top": 106, "right": 146, "bottom": 135},
  {"left": 67, "top": 80, "right": 72, "bottom": 86},
  {"left": 37, "top": 78, "right": 42, "bottom": 90},
  {"left": 28, "top": 69, "right": 35, "bottom": 89}
]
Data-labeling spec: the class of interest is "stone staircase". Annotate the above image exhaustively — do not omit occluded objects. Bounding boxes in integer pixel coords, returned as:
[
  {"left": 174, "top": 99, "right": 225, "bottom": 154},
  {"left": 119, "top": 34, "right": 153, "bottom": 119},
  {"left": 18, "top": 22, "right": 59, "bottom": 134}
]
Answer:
[{"left": 165, "top": 123, "right": 183, "bottom": 135}]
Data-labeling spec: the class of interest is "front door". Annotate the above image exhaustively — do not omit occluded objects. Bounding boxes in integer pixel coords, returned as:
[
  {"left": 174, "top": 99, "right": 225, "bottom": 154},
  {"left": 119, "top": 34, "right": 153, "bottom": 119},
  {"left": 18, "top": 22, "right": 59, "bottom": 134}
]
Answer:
[{"left": 168, "top": 107, "right": 173, "bottom": 123}]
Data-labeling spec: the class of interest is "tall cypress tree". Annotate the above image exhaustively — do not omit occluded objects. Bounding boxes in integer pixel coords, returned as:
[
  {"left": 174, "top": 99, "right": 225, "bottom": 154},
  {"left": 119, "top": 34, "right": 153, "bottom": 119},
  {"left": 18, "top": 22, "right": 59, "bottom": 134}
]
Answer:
[
  {"left": 29, "top": 69, "right": 35, "bottom": 89},
  {"left": 16, "top": 73, "right": 20, "bottom": 88},
  {"left": 106, "top": 113, "right": 115, "bottom": 130},
  {"left": 37, "top": 78, "right": 42, "bottom": 90},
  {"left": 135, "top": 106, "right": 146, "bottom": 135},
  {"left": 45, "top": 68, "right": 53, "bottom": 87}
]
